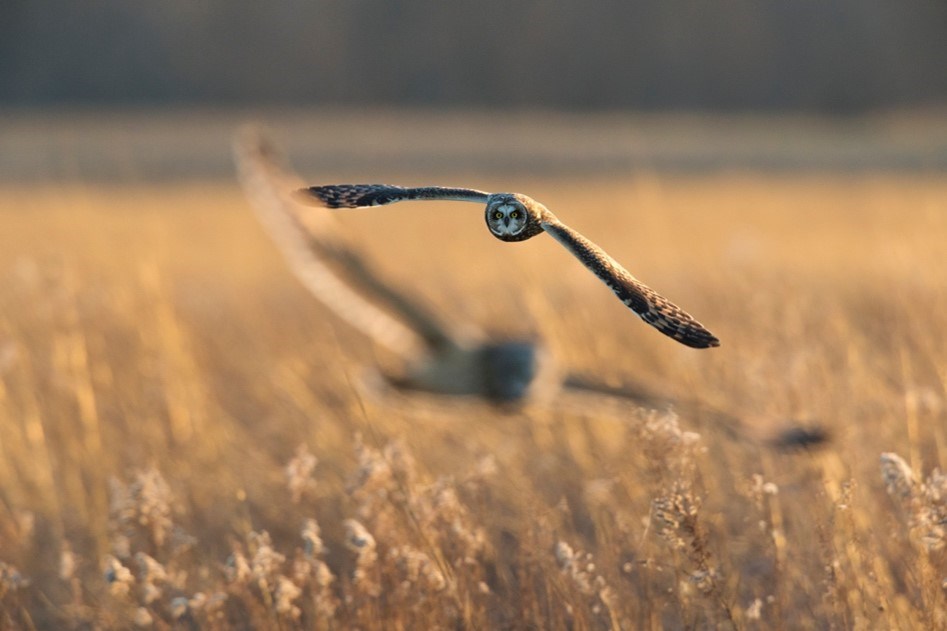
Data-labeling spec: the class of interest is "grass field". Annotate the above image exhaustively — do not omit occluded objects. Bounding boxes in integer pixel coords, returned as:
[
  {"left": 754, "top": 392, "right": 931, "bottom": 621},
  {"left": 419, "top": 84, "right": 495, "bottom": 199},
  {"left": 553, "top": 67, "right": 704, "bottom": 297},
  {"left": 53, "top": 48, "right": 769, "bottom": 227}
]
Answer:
[{"left": 0, "top": 116, "right": 946, "bottom": 628}]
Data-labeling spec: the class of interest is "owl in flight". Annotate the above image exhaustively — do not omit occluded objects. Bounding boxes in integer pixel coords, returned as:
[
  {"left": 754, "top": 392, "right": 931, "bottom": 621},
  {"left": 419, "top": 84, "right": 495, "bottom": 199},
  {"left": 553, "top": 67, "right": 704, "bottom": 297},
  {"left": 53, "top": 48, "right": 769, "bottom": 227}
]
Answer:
[
  {"left": 235, "top": 139, "right": 824, "bottom": 444},
  {"left": 295, "top": 184, "right": 719, "bottom": 349}
]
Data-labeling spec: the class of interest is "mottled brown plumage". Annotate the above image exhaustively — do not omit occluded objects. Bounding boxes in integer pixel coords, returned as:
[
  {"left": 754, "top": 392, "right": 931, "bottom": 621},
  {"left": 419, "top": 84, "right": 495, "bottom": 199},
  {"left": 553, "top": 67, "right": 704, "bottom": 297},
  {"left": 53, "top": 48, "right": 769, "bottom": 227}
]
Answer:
[{"left": 296, "top": 184, "right": 720, "bottom": 349}]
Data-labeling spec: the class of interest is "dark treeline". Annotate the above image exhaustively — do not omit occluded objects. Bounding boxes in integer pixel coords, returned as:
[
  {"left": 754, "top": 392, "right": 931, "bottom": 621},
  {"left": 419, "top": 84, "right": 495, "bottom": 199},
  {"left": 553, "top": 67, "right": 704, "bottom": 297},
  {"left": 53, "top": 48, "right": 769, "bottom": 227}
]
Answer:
[{"left": 2, "top": 1, "right": 945, "bottom": 112}]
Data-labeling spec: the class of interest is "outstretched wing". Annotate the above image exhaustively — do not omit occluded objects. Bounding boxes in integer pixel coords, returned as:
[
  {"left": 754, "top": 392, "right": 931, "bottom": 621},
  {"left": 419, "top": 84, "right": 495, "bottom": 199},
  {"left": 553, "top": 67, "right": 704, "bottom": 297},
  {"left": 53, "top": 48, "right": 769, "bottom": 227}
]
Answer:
[
  {"left": 540, "top": 217, "right": 720, "bottom": 349},
  {"left": 296, "top": 184, "right": 490, "bottom": 209},
  {"left": 234, "top": 130, "right": 473, "bottom": 358}
]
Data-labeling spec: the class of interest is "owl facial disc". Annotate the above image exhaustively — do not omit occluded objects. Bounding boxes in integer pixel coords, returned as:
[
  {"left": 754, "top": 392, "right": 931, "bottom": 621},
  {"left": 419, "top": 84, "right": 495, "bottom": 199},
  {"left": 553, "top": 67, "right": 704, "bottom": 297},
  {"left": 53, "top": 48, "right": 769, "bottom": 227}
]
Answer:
[
  {"left": 486, "top": 202, "right": 528, "bottom": 238},
  {"left": 483, "top": 194, "right": 546, "bottom": 242}
]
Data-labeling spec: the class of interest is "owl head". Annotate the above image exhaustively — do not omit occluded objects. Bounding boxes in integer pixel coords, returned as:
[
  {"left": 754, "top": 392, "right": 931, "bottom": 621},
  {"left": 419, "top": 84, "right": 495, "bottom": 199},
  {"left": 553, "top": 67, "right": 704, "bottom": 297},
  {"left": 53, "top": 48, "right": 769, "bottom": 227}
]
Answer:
[{"left": 484, "top": 193, "right": 545, "bottom": 242}]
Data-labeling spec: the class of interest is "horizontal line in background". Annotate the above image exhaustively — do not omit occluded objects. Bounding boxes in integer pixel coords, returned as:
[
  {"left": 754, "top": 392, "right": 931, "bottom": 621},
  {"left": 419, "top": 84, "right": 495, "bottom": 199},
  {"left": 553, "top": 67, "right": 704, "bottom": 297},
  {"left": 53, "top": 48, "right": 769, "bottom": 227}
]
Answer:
[{"left": 1, "top": 108, "right": 946, "bottom": 182}]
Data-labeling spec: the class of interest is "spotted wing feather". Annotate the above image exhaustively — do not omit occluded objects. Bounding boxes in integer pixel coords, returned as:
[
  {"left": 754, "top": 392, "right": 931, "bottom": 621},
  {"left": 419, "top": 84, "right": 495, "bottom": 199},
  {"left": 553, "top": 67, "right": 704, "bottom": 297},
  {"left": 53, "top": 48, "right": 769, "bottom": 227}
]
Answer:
[
  {"left": 541, "top": 219, "right": 719, "bottom": 349},
  {"left": 297, "top": 184, "right": 489, "bottom": 209}
]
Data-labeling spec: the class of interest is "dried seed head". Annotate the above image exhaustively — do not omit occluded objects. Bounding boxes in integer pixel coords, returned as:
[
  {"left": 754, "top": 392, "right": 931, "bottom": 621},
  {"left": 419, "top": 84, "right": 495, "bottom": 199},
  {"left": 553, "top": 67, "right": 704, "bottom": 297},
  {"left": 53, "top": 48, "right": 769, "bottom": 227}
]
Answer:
[
  {"left": 880, "top": 454, "right": 947, "bottom": 551},
  {"left": 554, "top": 541, "right": 594, "bottom": 594},
  {"left": 170, "top": 596, "right": 189, "bottom": 619},
  {"left": 225, "top": 550, "right": 252, "bottom": 585},
  {"left": 651, "top": 482, "right": 702, "bottom": 551},
  {"left": 188, "top": 592, "right": 208, "bottom": 611},
  {"left": 109, "top": 468, "right": 174, "bottom": 552},
  {"left": 285, "top": 444, "right": 318, "bottom": 504},
  {"left": 249, "top": 531, "right": 287, "bottom": 591},
  {"left": 350, "top": 434, "right": 394, "bottom": 494},
  {"left": 555, "top": 541, "right": 575, "bottom": 567},
  {"left": 388, "top": 545, "right": 447, "bottom": 593},
  {"left": 689, "top": 569, "right": 717, "bottom": 595},
  {"left": 135, "top": 552, "right": 168, "bottom": 584},
  {"left": 103, "top": 555, "right": 134, "bottom": 598},
  {"left": 59, "top": 543, "right": 76, "bottom": 581},
  {"left": 313, "top": 561, "right": 334, "bottom": 588},
  {"left": 746, "top": 597, "right": 764, "bottom": 620},
  {"left": 748, "top": 473, "right": 780, "bottom": 513},
  {"left": 133, "top": 607, "right": 153, "bottom": 627},
  {"left": 344, "top": 519, "right": 376, "bottom": 553},
  {"left": 0, "top": 561, "right": 28, "bottom": 598},
  {"left": 344, "top": 519, "right": 380, "bottom": 597},
  {"left": 881, "top": 452, "right": 916, "bottom": 499},
  {"left": 301, "top": 518, "right": 325, "bottom": 557},
  {"left": 141, "top": 582, "right": 162, "bottom": 605},
  {"left": 383, "top": 440, "right": 417, "bottom": 486},
  {"left": 274, "top": 576, "right": 302, "bottom": 618}
]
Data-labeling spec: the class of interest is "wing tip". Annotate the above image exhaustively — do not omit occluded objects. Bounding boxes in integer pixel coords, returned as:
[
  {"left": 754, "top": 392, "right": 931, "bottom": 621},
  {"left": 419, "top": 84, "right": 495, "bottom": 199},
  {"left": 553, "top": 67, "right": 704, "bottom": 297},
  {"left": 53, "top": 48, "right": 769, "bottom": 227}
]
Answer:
[
  {"left": 293, "top": 186, "right": 320, "bottom": 205},
  {"left": 685, "top": 331, "right": 721, "bottom": 349},
  {"left": 294, "top": 186, "right": 336, "bottom": 208}
]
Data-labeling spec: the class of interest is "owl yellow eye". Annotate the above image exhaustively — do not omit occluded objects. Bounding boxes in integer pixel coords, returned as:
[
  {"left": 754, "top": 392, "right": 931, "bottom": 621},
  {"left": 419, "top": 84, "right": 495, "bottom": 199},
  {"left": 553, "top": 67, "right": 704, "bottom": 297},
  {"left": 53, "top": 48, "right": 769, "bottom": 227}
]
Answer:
[
  {"left": 510, "top": 210, "right": 519, "bottom": 219},
  {"left": 494, "top": 211, "right": 503, "bottom": 219}
]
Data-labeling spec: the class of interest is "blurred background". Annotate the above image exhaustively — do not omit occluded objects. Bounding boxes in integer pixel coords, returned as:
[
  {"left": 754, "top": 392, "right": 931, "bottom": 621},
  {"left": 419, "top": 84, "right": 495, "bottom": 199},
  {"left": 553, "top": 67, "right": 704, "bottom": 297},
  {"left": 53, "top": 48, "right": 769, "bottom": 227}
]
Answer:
[
  {"left": 3, "top": 0, "right": 947, "bottom": 111},
  {"left": 2, "top": 0, "right": 946, "bottom": 181},
  {"left": 2, "top": 3, "right": 947, "bottom": 629}
]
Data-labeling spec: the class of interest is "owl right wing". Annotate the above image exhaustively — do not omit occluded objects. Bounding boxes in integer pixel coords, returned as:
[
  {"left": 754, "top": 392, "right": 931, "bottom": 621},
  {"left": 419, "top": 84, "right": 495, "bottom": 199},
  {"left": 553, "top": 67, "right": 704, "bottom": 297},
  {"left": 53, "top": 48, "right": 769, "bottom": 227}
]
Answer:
[
  {"left": 540, "top": 217, "right": 720, "bottom": 349},
  {"left": 296, "top": 184, "right": 490, "bottom": 209}
]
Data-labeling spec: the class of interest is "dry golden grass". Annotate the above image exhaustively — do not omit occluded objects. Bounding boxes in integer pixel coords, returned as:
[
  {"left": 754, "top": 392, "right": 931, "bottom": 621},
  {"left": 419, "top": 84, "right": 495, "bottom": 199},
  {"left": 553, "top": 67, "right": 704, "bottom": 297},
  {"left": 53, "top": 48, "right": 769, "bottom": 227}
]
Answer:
[{"left": 0, "top": 171, "right": 946, "bottom": 629}]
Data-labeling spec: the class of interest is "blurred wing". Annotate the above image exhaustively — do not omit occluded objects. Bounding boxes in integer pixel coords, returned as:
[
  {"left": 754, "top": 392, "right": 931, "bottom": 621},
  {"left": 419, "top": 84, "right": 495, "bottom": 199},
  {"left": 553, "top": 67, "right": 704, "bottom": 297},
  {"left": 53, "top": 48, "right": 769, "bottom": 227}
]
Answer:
[
  {"left": 541, "top": 218, "right": 720, "bottom": 349},
  {"left": 233, "top": 129, "right": 470, "bottom": 358},
  {"left": 296, "top": 184, "right": 490, "bottom": 209}
]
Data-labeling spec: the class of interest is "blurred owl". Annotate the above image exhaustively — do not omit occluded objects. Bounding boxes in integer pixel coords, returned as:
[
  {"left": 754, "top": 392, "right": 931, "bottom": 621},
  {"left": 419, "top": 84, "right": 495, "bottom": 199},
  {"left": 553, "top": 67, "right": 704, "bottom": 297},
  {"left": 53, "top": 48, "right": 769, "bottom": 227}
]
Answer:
[
  {"left": 233, "top": 128, "right": 555, "bottom": 403},
  {"left": 233, "top": 129, "right": 826, "bottom": 450}
]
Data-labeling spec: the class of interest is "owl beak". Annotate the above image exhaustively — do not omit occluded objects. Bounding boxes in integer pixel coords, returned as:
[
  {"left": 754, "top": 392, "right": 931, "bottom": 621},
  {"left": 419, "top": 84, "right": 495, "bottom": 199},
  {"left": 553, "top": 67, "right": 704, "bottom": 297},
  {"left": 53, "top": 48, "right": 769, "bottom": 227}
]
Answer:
[{"left": 502, "top": 217, "right": 510, "bottom": 227}]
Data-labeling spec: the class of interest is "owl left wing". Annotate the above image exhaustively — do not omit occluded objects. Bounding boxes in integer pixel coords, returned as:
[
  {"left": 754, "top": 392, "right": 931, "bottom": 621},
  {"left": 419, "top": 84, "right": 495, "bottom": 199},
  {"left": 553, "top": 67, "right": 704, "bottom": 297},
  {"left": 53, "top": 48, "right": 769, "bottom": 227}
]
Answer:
[
  {"left": 296, "top": 184, "right": 490, "bottom": 209},
  {"left": 540, "top": 217, "right": 720, "bottom": 349},
  {"left": 234, "top": 131, "right": 472, "bottom": 357}
]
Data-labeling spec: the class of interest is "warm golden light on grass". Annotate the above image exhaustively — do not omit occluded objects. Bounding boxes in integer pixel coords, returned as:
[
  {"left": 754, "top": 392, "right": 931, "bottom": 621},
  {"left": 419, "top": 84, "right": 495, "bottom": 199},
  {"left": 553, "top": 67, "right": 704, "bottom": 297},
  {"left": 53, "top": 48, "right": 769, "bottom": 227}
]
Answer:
[{"left": 0, "top": 172, "right": 945, "bottom": 628}]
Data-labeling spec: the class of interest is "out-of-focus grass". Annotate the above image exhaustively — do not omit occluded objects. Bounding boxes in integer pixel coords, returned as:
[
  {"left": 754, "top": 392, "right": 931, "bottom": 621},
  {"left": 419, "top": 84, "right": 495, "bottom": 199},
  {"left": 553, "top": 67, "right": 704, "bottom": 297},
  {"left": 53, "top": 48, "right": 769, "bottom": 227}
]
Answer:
[{"left": 0, "top": 172, "right": 945, "bottom": 629}]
